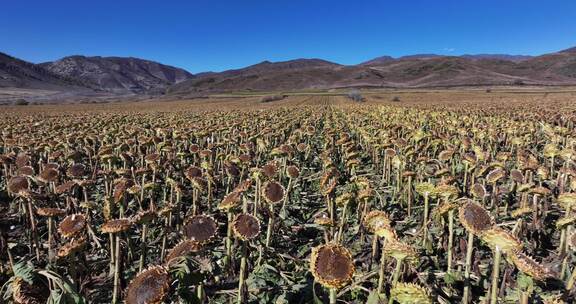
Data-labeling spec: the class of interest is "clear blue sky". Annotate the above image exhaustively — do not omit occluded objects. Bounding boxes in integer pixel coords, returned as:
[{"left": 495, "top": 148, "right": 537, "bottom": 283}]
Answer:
[{"left": 1, "top": 0, "right": 575, "bottom": 73}]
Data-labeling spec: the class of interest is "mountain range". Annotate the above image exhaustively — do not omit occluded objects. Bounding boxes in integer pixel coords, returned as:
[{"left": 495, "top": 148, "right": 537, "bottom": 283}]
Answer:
[{"left": 2, "top": 46, "right": 576, "bottom": 101}]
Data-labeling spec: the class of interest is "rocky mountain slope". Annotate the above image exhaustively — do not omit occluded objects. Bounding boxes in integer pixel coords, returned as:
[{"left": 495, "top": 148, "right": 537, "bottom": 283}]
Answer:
[
  {"left": 168, "top": 48, "right": 576, "bottom": 95},
  {"left": 40, "top": 56, "right": 193, "bottom": 93},
  {"left": 0, "top": 52, "right": 86, "bottom": 90}
]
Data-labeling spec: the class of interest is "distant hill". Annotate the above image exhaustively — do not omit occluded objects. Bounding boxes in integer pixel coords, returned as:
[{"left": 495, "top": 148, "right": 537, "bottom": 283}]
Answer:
[
  {"left": 167, "top": 47, "right": 576, "bottom": 95},
  {"left": 0, "top": 52, "right": 87, "bottom": 90},
  {"left": 460, "top": 54, "right": 533, "bottom": 62},
  {"left": 359, "top": 56, "right": 394, "bottom": 66},
  {"left": 3, "top": 46, "right": 576, "bottom": 101},
  {"left": 40, "top": 56, "right": 193, "bottom": 93}
]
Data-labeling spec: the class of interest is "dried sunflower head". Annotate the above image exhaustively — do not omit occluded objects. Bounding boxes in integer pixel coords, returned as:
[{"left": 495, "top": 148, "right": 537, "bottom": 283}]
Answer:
[
  {"left": 314, "top": 213, "right": 335, "bottom": 227},
  {"left": 7, "top": 176, "right": 30, "bottom": 196},
  {"left": 165, "top": 239, "right": 203, "bottom": 264},
  {"left": 17, "top": 166, "right": 35, "bottom": 177},
  {"left": 232, "top": 213, "right": 261, "bottom": 240},
  {"left": 218, "top": 191, "right": 243, "bottom": 210},
  {"left": 434, "top": 184, "right": 459, "bottom": 199},
  {"left": 510, "top": 207, "right": 532, "bottom": 218},
  {"left": 66, "top": 163, "right": 86, "bottom": 178},
  {"left": 357, "top": 188, "right": 374, "bottom": 201},
  {"left": 556, "top": 216, "right": 576, "bottom": 229},
  {"left": 541, "top": 294, "right": 565, "bottom": 304},
  {"left": 125, "top": 265, "right": 171, "bottom": 304},
  {"left": 57, "top": 236, "right": 87, "bottom": 258},
  {"left": 335, "top": 192, "right": 354, "bottom": 207},
  {"left": 481, "top": 226, "right": 523, "bottom": 253},
  {"left": 261, "top": 181, "right": 285, "bottom": 204},
  {"left": 384, "top": 239, "right": 418, "bottom": 262},
  {"left": 415, "top": 182, "right": 436, "bottom": 197},
  {"left": 363, "top": 210, "right": 396, "bottom": 241},
  {"left": 557, "top": 193, "right": 576, "bottom": 211},
  {"left": 262, "top": 162, "right": 279, "bottom": 179},
  {"left": 286, "top": 165, "right": 300, "bottom": 179},
  {"left": 58, "top": 214, "right": 87, "bottom": 238},
  {"left": 508, "top": 250, "right": 554, "bottom": 281},
  {"left": 310, "top": 243, "right": 355, "bottom": 289},
  {"left": 390, "top": 282, "right": 432, "bottom": 304},
  {"left": 12, "top": 277, "right": 49, "bottom": 304},
  {"left": 433, "top": 200, "right": 459, "bottom": 218},
  {"left": 510, "top": 169, "right": 524, "bottom": 183},
  {"left": 183, "top": 215, "right": 218, "bottom": 244},
  {"left": 132, "top": 210, "right": 157, "bottom": 225},
  {"left": 458, "top": 201, "right": 493, "bottom": 235},
  {"left": 38, "top": 167, "right": 59, "bottom": 183},
  {"left": 101, "top": 218, "right": 133, "bottom": 234},
  {"left": 470, "top": 183, "right": 487, "bottom": 199},
  {"left": 36, "top": 207, "right": 66, "bottom": 218},
  {"left": 486, "top": 168, "right": 506, "bottom": 184}
]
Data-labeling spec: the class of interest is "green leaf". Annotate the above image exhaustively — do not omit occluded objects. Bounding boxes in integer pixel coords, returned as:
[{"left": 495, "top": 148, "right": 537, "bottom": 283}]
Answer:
[
  {"left": 366, "top": 291, "right": 385, "bottom": 304},
  {"left": 13, "top": 260, "right": 35, "bottom": 284}
]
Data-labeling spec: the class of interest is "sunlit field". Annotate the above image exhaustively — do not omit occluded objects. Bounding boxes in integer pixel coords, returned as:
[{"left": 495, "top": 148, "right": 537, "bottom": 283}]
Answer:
[{"left": 2, "top": 90, "right": 576, "bottom": 303}]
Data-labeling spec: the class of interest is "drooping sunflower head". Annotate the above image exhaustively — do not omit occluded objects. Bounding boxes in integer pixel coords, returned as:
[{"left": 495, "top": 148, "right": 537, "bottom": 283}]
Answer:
[
  {"left": 101, "top": 218, "right": 133, "bottom": 234},
  {"left": 335, "top": 192, "right": 354, "bottom": 207},
  {"left": 7, "top": 176, "right": 29, "bottom": 196},
  {"left": 17, "top": 166, "right": 35, "bottom": 177},
  {"left": 510, "top": 207, "right": 532, "bottom": 218},
  {"left": 57, "top": 236, "right": 87, "bottom": 258},
  {"left": 38, "top": 167, "right": 60, "bottom": 183},
  {"left": 508, "top": 250, "right": 554, "bottom": 281},
  {"left": 191, "top": 177, "right": 207, "bottom": 191},
  {"left": 310, "top": 243, "right": 355, "bottom": 289},
  {"left": 185, "top": 166, "right": 203, "bottom": 180},
  {"left": 357, "top": 188, "right": 374, "bottom": 202},
  {"left": 12, "top": 277, "right": 49, "bottom": 304},
  {"left": 218, "top": 190, "right": 243, "bottom": 210},
  {"left": 183, "top": 215, "right": 218, "bottom": 244},
  {"left": 433, "top": 200, "right": 459, "bottom": 219},
  {"left": 480, "top": 226, "right": 523, "bottom": 253},
  {"left": 384, "top": 239, "right": 418, "bottom": 262},
  {"left": 363, "top": 210, "right": 396, "bottom": 241},
  {"left": 390, "top": 282, "right": 432, "bottom": 304},
  {"left": 434, "top": 184, "right": 459, "bottom": 199},
  {"left": 262, "top": 162, "right": 279, "bottom": 179},
  {"left": 232, "top": 213, "right": 261, "bottom": 241},
  {"left": 165, "top": 239, "right": 203, "bottom": 264},
  {"left": 557, "top": 193, "right": 576, "bottom": 211},
  {"left": 486, "top": 168, "right": 506, "bottom": 184},
  {"left": 132, "top": 210, "right": 157, "bottom": 225},
  {"left": 314, "top": 213, "right": 335, "bottom": 227},
  {"left": 470, "top": 183, "right": 487, "bottom": 199},
  {"left": 125, "top": 265, "right": 171, "bottom": 304},
  {"left": 556, "top": 216, "right": 576, "bottom": 230},
  {"left": 36, "top": 207, "right": 66, "bottom": 218},
  {"left": 261, "top": 181, "right": 285, "bottom": 204},
  {"left": 66, "top": 163, "right": 86, "bottom": 178},
  {"left": 415, "top": 182, "right": 436, "bottom": 197},
  {"left": 458, "top": 201, "right": 493, "bottom": 235},
  {"left": 58, "top": 214, "right": 87, "bottom": 238},
  {"left": 286, "top": 165, "right": 300, "bottom": 179}
]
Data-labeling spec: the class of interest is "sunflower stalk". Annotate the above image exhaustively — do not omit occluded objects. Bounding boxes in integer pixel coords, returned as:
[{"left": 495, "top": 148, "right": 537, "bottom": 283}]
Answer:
[
  {"left": 266, "top": 203, "right": 274, "bottom": 248},
  {"left": 377, "top": 238, "right": 387, "bottom": 294},
  {"left": 463, "top": 231, "right": 474, "bottom": 304},
  {"left": 237, "top": 241, "right": 248, "bottom": 304},
  {"left": 112, "top": 234, "right": 121, "bottom": 304},
  {"left": 489, "top": 247, "right": 502, "bottom": 304}
]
